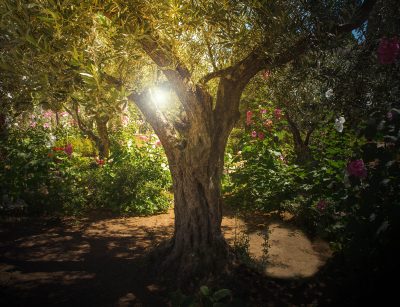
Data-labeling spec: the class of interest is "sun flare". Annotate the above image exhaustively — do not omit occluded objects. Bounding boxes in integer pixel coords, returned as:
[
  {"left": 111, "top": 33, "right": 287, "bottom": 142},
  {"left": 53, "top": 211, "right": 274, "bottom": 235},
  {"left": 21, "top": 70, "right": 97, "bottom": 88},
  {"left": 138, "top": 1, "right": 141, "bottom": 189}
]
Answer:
[{"left": 151, "top": 87, "right": 169, "bottom": 109}]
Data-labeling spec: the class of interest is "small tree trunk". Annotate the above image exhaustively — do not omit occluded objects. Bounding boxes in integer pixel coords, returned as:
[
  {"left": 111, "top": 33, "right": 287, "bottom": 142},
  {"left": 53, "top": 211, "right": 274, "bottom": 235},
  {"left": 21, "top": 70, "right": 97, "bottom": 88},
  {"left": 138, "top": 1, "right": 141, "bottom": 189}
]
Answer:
[
  {"left": 294, "top": 142, "right": 313, "bottom": 164},
  {"left": 95, "top": 118, "right": 110, "bottom": 159},
  {"left": 285, "top": 112, "right": 313, "bottom": 164}
]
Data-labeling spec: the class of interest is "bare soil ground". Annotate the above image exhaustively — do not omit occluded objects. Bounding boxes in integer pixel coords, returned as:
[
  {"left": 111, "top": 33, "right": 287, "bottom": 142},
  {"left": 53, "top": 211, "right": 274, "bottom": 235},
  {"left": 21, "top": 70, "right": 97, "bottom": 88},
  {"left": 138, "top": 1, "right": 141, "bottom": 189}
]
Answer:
[{"left": 0, "top": 209, "right": 333, "bottom": 306}]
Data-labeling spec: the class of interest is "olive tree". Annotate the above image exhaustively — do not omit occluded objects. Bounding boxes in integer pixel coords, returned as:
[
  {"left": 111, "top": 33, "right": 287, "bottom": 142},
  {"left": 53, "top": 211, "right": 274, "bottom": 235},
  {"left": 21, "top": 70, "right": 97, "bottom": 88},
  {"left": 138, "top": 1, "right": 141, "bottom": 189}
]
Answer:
[{"left": 1, "top": 0, "right": 377, "bottom": 281}]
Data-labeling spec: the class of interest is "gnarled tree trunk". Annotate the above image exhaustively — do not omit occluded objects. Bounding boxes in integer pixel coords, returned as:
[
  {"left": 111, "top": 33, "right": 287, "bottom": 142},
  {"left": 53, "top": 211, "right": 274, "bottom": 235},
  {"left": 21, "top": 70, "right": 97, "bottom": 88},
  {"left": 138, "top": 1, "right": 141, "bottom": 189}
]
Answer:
[{"left": 163, "top": 153, "right": 228, "bottom": 280}]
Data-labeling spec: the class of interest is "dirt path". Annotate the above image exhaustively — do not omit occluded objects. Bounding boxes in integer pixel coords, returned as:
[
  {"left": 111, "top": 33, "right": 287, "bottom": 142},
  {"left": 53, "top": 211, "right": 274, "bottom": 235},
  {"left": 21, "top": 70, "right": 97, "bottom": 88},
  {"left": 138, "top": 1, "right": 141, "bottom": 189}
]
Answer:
[{"left": 0, "top": 209, "right": 331, "bottom": 306}]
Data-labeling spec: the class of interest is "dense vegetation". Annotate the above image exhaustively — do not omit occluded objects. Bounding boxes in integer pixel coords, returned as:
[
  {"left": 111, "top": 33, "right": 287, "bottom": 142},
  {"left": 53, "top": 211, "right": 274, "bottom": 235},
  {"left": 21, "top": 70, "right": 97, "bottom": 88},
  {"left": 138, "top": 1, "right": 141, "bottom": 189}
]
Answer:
[{"left": 0, "top": 0, "right": 399, "bottom": 304}]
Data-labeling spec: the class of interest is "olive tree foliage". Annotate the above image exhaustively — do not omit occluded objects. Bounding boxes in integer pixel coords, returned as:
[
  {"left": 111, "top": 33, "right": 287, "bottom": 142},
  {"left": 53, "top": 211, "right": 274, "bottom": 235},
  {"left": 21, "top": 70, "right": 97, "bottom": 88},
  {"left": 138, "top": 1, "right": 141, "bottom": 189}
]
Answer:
[
  {"left": 331, "top": 0, "right": 400, "bottom": 123},
  {"left": 0, "top": 0, "right": 152, "bottom": 157},
  {"left": 0, "top": 0, "right": 378, "bottom": 280}
]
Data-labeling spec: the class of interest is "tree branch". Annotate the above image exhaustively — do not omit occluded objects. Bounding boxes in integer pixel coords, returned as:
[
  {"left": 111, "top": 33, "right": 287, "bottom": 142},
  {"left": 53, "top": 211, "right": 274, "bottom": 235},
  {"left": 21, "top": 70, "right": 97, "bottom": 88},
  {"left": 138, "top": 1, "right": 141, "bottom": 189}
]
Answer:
[
  {"left": 335, "top": 0, "right": 377, "bottom": 34},
  {"left": 64, "top": 104, "right": 101, "bottom": 146},
  {"left": 199, "top": 66, "right": 233, "bottom": 84},
  {"left": 304, "top": 125, "right": 316, "bottom": 146},
  {"left": 137, "top": 25, "right": 199, "bottom": 114},
  {"left": 202, "top": 27, "right": 218, "bottom": 71},
  {"left": 285, "top": 111, "right": 304, "bottom": 146},
  {"left": 127, "top": 89, "right": 178, "bottom": 151}
]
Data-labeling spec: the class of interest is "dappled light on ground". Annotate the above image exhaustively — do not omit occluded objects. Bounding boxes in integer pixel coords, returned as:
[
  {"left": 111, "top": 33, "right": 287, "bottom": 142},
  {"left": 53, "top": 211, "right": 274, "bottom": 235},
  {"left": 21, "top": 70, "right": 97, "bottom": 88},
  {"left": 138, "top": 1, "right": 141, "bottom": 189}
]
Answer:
[
  {"left": 261, "top": 222, "right": 331, "bottom": 278},
  {"left": 0, "top": 209, "right": 331, "bottom": 306},
  {"left": 221, "top": 212, "right": 332, "bottom": 279}
]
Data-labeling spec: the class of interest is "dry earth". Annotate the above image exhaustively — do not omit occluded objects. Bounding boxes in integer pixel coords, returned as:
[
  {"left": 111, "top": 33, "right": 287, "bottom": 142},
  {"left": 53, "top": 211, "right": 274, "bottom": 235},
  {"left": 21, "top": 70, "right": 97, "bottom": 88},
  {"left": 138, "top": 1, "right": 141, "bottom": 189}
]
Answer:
[{"left": 0, "top": 209, "right": 332, "bottom": 306}]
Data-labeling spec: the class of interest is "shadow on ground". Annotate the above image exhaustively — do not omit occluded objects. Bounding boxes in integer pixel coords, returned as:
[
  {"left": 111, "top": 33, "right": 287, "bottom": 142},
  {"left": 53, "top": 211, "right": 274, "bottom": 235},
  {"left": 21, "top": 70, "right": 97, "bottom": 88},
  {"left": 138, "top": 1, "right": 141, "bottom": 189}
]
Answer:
[
  {"left": 0, "top": 209, "right": 334, "bottom": 306},
  {"left": 0, "top": 215, "right": 172, "bottom": 307}
]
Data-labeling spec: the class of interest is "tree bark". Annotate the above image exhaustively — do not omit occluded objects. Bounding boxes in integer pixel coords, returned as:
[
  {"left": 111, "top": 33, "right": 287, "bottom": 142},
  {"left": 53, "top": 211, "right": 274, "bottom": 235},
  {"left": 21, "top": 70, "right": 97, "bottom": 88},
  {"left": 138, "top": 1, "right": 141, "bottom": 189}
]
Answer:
[
  {"left": 162, "top": 152, "right": 229, "bottom": 282},
  {"left": 95, "top": 117, "right": 110, "bottom": 159},
  {"left": 285, "top": 112, "right": 313, "bottom": 164}
]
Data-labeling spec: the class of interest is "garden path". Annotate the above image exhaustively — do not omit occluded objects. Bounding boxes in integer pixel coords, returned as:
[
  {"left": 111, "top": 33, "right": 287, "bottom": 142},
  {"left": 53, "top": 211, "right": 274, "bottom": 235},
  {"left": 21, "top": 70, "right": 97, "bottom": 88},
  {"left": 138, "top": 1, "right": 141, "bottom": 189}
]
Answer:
[{"left": 0, "top": 208, "right": 331, "bottom": 306}]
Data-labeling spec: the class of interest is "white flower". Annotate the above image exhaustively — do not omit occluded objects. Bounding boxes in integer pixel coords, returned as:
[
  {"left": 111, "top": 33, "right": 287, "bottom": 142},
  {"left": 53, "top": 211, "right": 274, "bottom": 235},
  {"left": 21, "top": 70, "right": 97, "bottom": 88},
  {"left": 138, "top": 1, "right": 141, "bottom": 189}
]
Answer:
[
  {"left": 325, "top": 89, "right": 334, "bottom": 99},
  {"left": 334, "top": 116, "right": 345, "bottom": 132},
  {"left": 366, "top": 93, "right": 372, "bottom": 106},
  {"left": 127, "top": 139, "right": 133, "bottom": 148},
  {"left": 377, "top": 221, "right": 389, "bottom": 235},
  {"left": 369, "top": 213, "right": 376, "bottom": 222}
]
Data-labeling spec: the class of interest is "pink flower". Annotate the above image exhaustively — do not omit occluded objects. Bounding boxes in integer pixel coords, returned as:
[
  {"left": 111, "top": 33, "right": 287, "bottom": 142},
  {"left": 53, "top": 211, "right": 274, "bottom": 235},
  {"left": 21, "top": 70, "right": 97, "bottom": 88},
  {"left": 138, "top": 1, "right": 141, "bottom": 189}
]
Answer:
[
  {"left": 43, "top": 123, "right": 51, "bottom": 129},
  {"left": 317, "top": 200, "right": 327, "bottom": 212},
  {"left": 155, "top": 140, "right": 162, "bottom": 146},
  {"left": 258, "top": 132, "right": 265, "bottom": 140},
  {"left": 59, "top": 111, "right": 68, "bottom": 117},
  {"left": 261, "top": 70, "right": 271, "bottom": 80},
  {"left": 122, "top": 116, "right": 130, "bottom": 127},
  {"left": 251, "top": 131, "right": 257, "bottom": 138},
  {"left": 96, "top": 158, "right": 105, "bottom": 166},
  {"left": 43, "top": 111, "right": 53, "bottom": 118},
  {"left": 30, "top": 122, "right": 37, "bottom": 128},
  {"left": 136, "top": 134, "right": 149, "bottom": 142},
  {"left": 347, "top": 159, "right": 367, "bottom": 179},
  {"left": 260, "top": 109, "right": 267, "bottom": 114},
  {"left": 64, "top": 143, "right": 73, "bottom": 156},
  {"left": 274, "top": 108, "right": 282, "bottom": 120},
  {"left": 378, "top": 37, "right": 400, "bottom": 64},
  {"left": 246, "top": 111, "right": 253, "bottom": 125}
]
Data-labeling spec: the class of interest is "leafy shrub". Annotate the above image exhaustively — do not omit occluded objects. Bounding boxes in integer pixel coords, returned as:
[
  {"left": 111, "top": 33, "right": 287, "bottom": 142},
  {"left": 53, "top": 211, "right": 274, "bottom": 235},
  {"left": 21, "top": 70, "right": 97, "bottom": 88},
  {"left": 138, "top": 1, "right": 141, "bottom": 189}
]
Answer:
[
  {"left": 0, "top": 126, "right": 88, "bottom": 214},
  {"left": 87, "top": 142, "right": 172, "bottom": 214},
  {"left": 0, "top": 124, "right": 172, "bottom": 215}
]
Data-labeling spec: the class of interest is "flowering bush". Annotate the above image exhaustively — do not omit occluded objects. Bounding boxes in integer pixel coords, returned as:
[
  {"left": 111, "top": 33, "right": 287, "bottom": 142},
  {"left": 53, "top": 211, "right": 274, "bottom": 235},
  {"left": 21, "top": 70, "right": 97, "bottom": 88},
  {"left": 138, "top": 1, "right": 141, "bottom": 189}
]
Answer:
[
  {"left": 346, "top": 159, "right": 367, "bottom": 179},
  {"left": 377, "top": 37, "right": 400, "bottom": 64},
  {"left": 0, "top": 114, "right": 172, "bottom": 215}
]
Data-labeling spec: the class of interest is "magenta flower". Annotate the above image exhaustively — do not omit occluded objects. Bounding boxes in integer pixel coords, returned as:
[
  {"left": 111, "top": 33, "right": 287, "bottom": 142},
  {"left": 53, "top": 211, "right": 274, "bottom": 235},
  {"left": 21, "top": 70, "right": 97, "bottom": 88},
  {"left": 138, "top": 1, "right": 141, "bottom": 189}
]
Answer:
[
  {"left": 347, "top": 159, "right": 367, "bottom": 179},
  {"left": 64, "top": 143, "right": 73, "bottom": 156},
  {"left": 387, "top": 111, "right": 393, "bottom": 121},
  {"left": 260, "top": 109, "right": 267, "bottom": 114},
  {"left": 317, "top": 200, "right": 327, "bottom": 212},
  {"left": 251, "top": 131, "right": 257, "bottom": 138},
  {"left": 378, "top": 37, "right": 400, "bottom": 64},
  {"left": 258, "top": 132, "right": 265, "bottom": 140},
  {"left": 246, "top": 111, "right": 253, "bottom": 125},
  {"left": 274, "top": 108, "right": 282, "bottom": 120}
]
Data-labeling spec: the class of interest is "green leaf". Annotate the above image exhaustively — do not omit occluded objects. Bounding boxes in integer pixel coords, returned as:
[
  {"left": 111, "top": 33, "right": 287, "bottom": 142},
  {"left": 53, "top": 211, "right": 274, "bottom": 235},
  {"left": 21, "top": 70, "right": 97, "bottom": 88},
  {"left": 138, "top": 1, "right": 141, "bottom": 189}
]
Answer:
[
  {"left": 212, "top": 289, "right": 231, "bottom": 301},
  {"left": 200, "top": 285, "right": 210, "bottom": 296}
]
